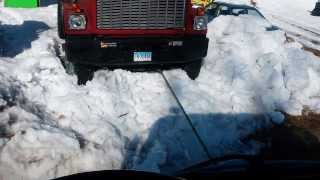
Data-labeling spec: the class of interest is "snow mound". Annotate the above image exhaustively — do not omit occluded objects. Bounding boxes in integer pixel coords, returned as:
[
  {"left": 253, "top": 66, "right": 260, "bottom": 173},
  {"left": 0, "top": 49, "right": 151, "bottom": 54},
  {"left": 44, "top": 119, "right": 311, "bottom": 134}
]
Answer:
[
  {"left": 0, "top": 72, "right": 131, "bottom": 180},
  {"left": 164, "top": 15, "right": 320, "bottom": 152}
]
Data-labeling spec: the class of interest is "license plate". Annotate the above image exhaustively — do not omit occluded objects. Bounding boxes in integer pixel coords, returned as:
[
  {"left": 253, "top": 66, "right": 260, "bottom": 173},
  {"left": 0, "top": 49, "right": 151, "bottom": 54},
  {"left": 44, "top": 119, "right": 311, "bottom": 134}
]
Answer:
[{"left": 133, "top": 52, "right": 152, "bottom": 62}]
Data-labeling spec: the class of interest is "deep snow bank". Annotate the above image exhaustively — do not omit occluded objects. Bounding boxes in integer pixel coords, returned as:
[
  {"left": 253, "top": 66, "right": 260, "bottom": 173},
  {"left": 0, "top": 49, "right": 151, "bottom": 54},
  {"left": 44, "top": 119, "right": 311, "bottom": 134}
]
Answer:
[
  {"left": 176, "top": 14, "right": 320, "bottom": 115},
  {"left": 164, "top": 14, "right": 320, "bottom": 151}
]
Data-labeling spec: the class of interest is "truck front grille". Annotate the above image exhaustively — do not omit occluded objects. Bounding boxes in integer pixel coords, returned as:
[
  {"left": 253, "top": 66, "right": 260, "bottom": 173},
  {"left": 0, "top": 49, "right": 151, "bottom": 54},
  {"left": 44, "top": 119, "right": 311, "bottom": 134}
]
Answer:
[{"left": 96, "top": 0, "right": 186, "bottom": 29}]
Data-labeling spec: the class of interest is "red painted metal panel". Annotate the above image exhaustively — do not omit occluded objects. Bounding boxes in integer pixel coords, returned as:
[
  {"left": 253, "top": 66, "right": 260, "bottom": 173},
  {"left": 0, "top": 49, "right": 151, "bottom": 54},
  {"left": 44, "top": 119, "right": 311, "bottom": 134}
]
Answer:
[{"left": 63, "top": 0, "right": 207, "bottom": 37}]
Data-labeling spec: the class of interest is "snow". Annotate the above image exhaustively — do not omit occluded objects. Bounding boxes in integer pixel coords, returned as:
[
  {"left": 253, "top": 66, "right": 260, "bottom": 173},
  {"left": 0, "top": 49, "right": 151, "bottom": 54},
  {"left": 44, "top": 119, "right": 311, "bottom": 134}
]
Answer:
[
  {"left": 164, "top": 15, "right": 320, "bottom": 153},
  {"left": 221, "top": 0, "right": 320, "bottom": 31},
  {"left": 257, "top": 0, "right": 320, "bottom": 51},
  {"left": 257, "top": 0, "right": 320, "bottom": 31},
  {"left": 0, "top": 1, "right": 320, "bottom": 180},
  {"left": 220, "top": 0, "right": 320, "bottom": 48}
]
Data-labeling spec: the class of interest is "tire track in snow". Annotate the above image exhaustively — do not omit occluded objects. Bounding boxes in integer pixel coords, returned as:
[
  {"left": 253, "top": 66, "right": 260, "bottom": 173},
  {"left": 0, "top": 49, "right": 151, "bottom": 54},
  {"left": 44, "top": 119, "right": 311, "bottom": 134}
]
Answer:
[
  {"left": 266, "top": 13, "right": 320, "bottom": 57},
  {"left": 267, "top": 13, "right": 320, "bottom": 46},
  {"left": 268, "top": 14, "right": 320, "bottom": 37}
]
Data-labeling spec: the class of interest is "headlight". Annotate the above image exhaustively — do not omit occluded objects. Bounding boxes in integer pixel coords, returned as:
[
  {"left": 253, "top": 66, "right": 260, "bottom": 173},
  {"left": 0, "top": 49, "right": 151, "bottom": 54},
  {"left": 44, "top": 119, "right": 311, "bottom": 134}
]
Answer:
[
  {"left": 68, "top": 15, "right": 86, "bottom": 30},
  {"left": 194, "top": 16, "right": 208, "bottom": 30}
]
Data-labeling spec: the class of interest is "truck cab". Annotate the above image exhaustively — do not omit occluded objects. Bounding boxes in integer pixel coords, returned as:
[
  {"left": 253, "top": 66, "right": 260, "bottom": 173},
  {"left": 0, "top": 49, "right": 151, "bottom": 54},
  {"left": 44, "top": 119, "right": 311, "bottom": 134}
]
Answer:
[{"left": 58, "top": 0, "right": 209, "bottom": 84}]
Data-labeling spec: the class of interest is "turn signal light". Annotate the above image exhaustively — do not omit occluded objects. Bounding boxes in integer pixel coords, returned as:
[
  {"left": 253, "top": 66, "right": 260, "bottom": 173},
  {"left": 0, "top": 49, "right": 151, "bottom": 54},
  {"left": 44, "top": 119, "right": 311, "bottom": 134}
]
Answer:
[
  {"left": 197, "top": 6, "right": 206, "bottom": 16},
  {"left": 72, "top": 3, "right": 81, "bottom": 13}
]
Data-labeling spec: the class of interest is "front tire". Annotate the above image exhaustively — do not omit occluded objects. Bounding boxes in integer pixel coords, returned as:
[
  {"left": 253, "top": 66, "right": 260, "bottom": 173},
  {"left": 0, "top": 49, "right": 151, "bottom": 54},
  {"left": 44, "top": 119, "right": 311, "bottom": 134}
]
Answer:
[
  {"left": 74, "top": 63, "right": 95, "bottom": 85},
  {"left": 184, "top": 59, "right": 203, "bottom": 80},
  {"left": 64, "top": 45, "right": 95, "bottom": 85}
]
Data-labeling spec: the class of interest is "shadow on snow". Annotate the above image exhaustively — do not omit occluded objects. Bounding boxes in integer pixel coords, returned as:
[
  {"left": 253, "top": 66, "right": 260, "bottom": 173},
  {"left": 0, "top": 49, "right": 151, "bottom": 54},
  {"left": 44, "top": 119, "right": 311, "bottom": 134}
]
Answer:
[
  {"left": 0, "top": 21, "right": 49, "bottom": 57},
  {"left": 121, "top": 109, "right": 320, "bottom": 175},
  {"left": 121, "top": 109, "right": 273, "bottom": 175}
]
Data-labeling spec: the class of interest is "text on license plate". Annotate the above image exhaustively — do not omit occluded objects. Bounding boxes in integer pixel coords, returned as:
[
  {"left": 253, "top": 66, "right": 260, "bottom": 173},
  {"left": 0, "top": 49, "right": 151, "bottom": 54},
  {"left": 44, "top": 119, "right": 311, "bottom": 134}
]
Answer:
[{"left": 133, "top": 52, "right": 152, "bottom": 62}]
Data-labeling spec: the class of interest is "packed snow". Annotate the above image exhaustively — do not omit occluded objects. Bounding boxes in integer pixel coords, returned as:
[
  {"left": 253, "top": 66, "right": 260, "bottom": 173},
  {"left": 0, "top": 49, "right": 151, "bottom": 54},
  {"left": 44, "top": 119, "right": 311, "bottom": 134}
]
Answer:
[{"left": 0, "top": 1, "right": 320, "bottom": 180}]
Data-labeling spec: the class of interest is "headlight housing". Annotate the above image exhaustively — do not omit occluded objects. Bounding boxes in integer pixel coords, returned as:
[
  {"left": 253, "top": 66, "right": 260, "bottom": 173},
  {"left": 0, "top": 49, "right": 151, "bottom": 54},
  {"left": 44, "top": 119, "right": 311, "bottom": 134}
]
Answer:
[
  {"left": 68, "top": 14, "right": 86, "bottom": 30},
  {"left": 193, "top": 16, "right": 208, "bottom": 30}
]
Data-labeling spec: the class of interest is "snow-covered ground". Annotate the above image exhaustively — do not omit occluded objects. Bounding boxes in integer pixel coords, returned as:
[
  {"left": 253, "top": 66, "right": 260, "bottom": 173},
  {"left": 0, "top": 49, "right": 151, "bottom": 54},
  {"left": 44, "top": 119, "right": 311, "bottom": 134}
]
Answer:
[
  {"left": 222, "top": 0, "right": 320, "bottom": 31},
  {"left": 257, "top": 0, "right": 320, "bottom": 50},
  {"left": 258, "top": 0, "right": 320, "bottom": 31},
  {"left": 0, "top": 1, "right": 320, "bottom": 180},
  {"left": 222, "top": 0, "right": 320, "bottom": 48}
]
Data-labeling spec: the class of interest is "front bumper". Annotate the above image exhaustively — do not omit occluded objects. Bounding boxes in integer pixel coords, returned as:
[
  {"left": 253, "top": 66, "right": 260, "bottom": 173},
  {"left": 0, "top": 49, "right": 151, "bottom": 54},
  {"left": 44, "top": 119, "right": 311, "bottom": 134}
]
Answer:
[{"left": 65, "top": 35, "right": 209, "bottom": 67}]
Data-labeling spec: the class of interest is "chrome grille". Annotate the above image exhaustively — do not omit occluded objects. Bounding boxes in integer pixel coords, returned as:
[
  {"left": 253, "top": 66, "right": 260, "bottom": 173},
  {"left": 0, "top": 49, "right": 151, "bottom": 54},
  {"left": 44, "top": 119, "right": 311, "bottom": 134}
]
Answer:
[{"left": 96, "top": 0, "right": 186, "bottom": 29}]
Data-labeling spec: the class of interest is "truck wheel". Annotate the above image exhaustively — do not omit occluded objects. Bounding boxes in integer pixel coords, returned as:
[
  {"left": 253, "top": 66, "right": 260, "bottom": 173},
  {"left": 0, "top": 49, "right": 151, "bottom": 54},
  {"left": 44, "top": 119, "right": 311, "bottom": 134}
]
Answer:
[
  {"left": 184, "top": 59, "right": 203, "bottom": 80},
  {"left": 63, "top": 57, "right": 95, "bottom": 85},
  {"left": 58, "top": 0, "right": 65, "bottom": 39},
  {"left": 74, "top": 63, "right": 95, "bottom": 85}
]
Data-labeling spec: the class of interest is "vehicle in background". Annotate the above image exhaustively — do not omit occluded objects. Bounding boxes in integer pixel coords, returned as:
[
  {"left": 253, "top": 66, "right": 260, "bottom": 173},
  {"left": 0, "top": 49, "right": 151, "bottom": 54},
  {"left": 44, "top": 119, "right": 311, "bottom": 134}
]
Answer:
[
  {"left": 205, "top": 1, "right": 265, "bottom": 22},
  {"left": 58, "top": 0, "right": 210, "bottom": 84},
  {"left": 205, "top": 1, "right": 279, "bottom": 31}
]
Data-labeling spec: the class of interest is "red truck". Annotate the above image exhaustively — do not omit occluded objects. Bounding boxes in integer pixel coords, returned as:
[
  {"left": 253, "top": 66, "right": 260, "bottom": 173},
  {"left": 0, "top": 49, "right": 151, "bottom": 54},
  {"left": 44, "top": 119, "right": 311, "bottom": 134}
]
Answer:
[{"left": 58, "top": 0, "right": 209, "bottom": 84}]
